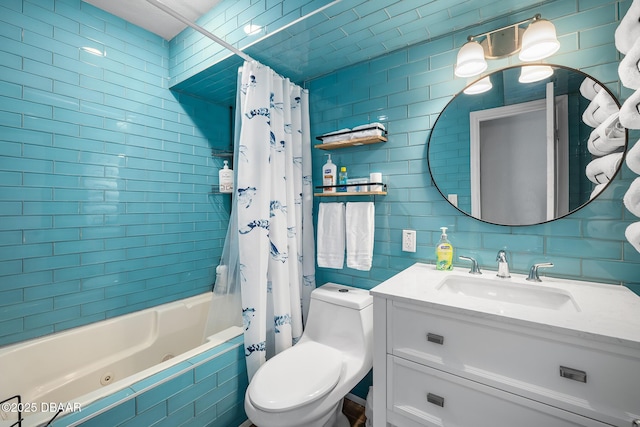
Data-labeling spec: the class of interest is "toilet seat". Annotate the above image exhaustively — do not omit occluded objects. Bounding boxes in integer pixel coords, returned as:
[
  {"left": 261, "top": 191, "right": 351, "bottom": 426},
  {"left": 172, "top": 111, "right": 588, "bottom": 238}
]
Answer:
[{"left": 247, "top": 342, "right": 343, "bottom": 412}]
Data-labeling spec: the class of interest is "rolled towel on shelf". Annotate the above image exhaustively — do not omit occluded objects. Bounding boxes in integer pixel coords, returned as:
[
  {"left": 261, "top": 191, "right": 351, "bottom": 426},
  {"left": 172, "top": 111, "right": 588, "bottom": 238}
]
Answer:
[
  {"left": 590, "top": 183, "right": 607, "bottom": 200},
  {"left": 316, "top": 202, "right": 345, "bottom": 269},
  {"left": 615, "top": 0, "right": 640, "bottom": 54},
  {"left": 580, "top": 77, "right": 601, "bottom": 101},
  {"left": 585, "top": 152, "right": 623, "bottom": 184},
  {"left": 587, "top": 112, "right": 626, "bottom": 156},
  {"left": 626, "top": 138, "right": 640, "bottom": 174},
  {"left": 345, "top": 202, "right": 375, "bottom": 271},
  {"left": 619, "top": 38, "right": 640, "bottom": 89},
  {"left": 620, "top": 88, "right": 640, "bottom": 129},
  {"left": 623, "top": 177, "right": 640, "bottom": 217},
  {"left": 582, "top": 89, "right": 619, "bottom": 128},
  {"left": 625, "top": 221, "right": 640, "bottom": 253}
]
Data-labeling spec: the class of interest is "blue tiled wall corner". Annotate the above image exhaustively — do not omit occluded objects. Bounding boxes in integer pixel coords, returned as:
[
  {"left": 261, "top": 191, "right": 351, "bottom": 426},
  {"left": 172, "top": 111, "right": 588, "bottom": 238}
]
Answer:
[{"left": 0, "top": 0, "right": 232, "bottom": 347}]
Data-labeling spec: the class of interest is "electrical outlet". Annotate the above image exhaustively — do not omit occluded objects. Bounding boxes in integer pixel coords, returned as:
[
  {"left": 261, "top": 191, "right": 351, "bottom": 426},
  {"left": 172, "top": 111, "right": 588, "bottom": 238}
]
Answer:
[{"left": 402, "top": 229, "right": 416, "bottom": 252}]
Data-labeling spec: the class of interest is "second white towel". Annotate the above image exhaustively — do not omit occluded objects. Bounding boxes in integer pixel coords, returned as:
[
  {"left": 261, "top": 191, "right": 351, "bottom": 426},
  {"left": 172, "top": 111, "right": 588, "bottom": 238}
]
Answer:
[
  {"left": 586, "top": 152, "right": 623, "bottom": 184},
  {"left": 346, "top": 202, "right": 375, "bottom": 271},
  {"left": 624, "top": 177, "right": 640, "bottom": 218}
]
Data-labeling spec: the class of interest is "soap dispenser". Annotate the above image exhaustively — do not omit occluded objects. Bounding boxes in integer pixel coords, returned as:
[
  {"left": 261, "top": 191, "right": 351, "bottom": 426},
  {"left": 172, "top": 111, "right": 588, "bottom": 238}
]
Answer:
[
  {"left": 322, "top": 154, "right": 337, "bottom": 193},
  {"left": 435, "top": 227, "right": 454, "bottom": 271},
  {"left": 219, "top": 160, "right": 234, "bottom": 193}
]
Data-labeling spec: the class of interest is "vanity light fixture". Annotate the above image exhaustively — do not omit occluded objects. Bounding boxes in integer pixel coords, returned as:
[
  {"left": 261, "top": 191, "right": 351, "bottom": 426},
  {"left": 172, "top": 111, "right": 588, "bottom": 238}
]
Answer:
[
  {"left": 518, "top": 65, "right": 554, "bottom": 83},
  {"left": 463, "top": 76, "right": 493, "bottom": 95},
  {"left": 455, "top": 14, "right": 560, "bottom": 78}
]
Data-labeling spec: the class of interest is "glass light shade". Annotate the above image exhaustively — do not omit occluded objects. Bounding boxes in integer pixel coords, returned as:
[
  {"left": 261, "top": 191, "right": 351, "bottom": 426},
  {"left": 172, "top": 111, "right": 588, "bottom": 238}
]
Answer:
[
  {"left": 463, "top": 76, "right": 492, "bottom": 95},
  {"left": 518, "top": 65, "right": 554, "bottom": 83},
  {"left": 519, "top": 19, "right": 560, "bottom": 61},
  {"left": 455, "top": 41, "right": 488, "bottom": 77}
]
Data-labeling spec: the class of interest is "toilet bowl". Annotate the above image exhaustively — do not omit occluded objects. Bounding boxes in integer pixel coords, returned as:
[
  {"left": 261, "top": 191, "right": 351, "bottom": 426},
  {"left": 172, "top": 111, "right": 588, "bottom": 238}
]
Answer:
[{"left": 244, "top": 283, "right": 373, "bottom": 427}]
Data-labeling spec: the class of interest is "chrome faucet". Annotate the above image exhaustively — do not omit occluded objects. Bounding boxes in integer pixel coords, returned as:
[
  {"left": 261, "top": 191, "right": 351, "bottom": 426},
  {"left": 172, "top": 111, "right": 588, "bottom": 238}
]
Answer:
[
  {"left": 526, "top": 262, "right": 554, "bottom": 282},
  {"left": 459, "top": 255, "right": 482, "bottom": 274},
  {"left": 496, "top": 250, "right": 510, "bottom": 278}
]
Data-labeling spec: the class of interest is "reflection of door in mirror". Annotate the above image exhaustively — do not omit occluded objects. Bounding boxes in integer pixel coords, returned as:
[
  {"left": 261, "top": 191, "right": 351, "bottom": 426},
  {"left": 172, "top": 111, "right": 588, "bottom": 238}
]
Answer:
[{"left": 470, "top": 82, "right": 568, "bottom": 225}]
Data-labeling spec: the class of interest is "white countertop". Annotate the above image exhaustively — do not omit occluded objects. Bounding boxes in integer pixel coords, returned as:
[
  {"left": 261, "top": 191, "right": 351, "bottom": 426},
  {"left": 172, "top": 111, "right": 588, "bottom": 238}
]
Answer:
[{"left": 370, "top": 263, "right": 640, "bottom": 348}]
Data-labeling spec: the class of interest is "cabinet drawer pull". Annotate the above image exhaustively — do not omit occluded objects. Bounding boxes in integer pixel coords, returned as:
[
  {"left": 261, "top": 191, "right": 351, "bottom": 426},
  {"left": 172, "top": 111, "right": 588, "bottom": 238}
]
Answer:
[
  {"left": 559, "top": 366, "right": 587, "bottom": 383},
  {"left": 427, "top": 333, "right": 444, "bottom": 345},
  {"left": 427, "top": 393, "right": 445, "bottom": 407}
]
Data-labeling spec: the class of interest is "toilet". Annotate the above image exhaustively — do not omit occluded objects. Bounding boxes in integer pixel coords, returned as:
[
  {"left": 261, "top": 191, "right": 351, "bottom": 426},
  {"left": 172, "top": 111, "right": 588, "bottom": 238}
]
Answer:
[{"left": 244, "top": 283, "right": 373, "bottom": 427}]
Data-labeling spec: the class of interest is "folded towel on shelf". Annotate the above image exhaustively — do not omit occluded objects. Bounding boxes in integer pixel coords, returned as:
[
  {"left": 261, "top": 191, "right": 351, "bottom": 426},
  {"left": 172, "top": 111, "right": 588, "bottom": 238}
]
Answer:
[
  {"left": 580, "top": 77, "right": 602, "bottom": 101},
  {"left": 345, "top": 202, "right": 375, "bottom": 271},
  {"left": 587, "top": 112, "right": 626, "bottom": 156},
  {"left": 619, "top": 38, "right": 640, "bottom": 89},
  {"left": 615, "top": 0, "right": 640, "bottom": 54},
  {"left": 582, "top": 89, "right": 619, "bottom": 128},
  {"left": 624, "top": 177, "right": 640, "bottom": 217},
  {"left": 352, "top": 122, "right": 386, "bottom": 131},
  {"left": 590, "top": 183, "right": 607, "bottom": 200},
  {"left": 620, "top": 88, "right": 640, "bottom": 129},
  {"left": 320, "top": 128, "right": 351, "bottom": 143},
  {"left": 627, "top": 138, "right": 640, "bottom": 174},
  {"left": 625, "top": 221, "right": 640, "bottom": 253},
  {"left": 585, "top": 152, "right": 624, "bottom": 184},
  {"left": 316, "top": 202, "right": 345, "bottom": 269}
]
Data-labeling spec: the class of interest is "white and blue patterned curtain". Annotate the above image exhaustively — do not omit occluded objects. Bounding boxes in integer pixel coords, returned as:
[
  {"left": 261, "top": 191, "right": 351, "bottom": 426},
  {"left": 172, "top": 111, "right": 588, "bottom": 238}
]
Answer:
[{"left": 236, "top": 61, "right": 316, "bottom": 379}]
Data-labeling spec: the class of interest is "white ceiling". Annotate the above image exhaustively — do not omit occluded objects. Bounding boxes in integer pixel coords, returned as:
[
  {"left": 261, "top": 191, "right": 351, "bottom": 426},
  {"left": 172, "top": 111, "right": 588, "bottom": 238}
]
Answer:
[{"left": 84, "top": 0, "right": 221, "bottom": 40}]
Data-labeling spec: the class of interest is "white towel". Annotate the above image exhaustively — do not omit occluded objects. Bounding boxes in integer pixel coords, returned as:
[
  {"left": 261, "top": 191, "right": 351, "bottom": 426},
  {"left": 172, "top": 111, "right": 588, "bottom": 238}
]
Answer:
[
  {"left": 582, "top": 89, "right": 619, "bottom": 128},
  {"left": 590, "top": 183, "right": 607, "bottom": 200},
  {"left": 316, "top": 202, "right": 345, "bottom": 269},
  {"left": 580, "top": 77, "right": 601, "bottom": 101},
  {"left": 620, "top": 88, "right": 640, "bottom": 129},
  {"left": 625, "top": 221, "right": 640, "bottom": 253},
  {"left": 585, "top": 152, "right": 623, "bottom": 184},
  {"left": 627, "top": 138, "right": 640, "bottom": 174},
  {"left": 346, "top": 202, "right": 375, "bottom": 271},
  {"left": 619, "top": 37, "right": 640, "bottom": 89},
  {"left": 587, "top": 112, "right": 626, "bottom": 156},
  {"left": 624, "top": 177, "right": 640, "bottom": 217},
  {"left": 615, "top": 0, "right": 640, "bottom": 54}
]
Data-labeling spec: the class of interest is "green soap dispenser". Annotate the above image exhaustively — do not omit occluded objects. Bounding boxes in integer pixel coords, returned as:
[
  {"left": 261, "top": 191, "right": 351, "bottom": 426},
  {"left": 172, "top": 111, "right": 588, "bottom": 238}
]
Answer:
[{"left": 435, "top": 227, "right": 454, "bottom": 270}]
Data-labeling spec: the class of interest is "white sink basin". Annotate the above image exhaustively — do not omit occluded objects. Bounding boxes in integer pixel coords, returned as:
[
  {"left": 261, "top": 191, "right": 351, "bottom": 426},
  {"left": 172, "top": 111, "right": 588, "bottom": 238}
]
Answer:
[{"left": 437, "top": 275, "right": 580, "bottom": 312}]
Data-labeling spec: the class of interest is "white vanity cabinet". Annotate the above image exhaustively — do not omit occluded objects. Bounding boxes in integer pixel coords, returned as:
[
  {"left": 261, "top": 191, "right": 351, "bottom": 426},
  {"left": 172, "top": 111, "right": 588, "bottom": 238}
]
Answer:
[{"left": 371, "top": 263, "right": 640, "bottom": 427}]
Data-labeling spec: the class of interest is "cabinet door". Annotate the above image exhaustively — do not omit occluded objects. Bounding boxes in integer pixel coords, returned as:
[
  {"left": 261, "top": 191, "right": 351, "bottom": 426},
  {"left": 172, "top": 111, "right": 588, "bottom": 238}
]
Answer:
[
  {"left": 389, "top": 301, "right": 640, "bottom": 425},
  {"left": 388, "top": 356, "right": 613, "bottom": 427}
]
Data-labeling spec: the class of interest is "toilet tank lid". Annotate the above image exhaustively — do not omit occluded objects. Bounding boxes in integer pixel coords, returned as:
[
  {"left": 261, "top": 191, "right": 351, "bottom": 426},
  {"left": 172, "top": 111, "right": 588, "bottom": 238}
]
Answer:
[{"left": 311, "top": 283, "right": 373, "bottom": 309}]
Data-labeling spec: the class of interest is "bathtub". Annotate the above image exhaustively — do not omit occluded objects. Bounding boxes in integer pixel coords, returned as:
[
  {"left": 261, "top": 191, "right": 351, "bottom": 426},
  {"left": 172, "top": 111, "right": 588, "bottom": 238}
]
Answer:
[{"left": 0, "top": 293, "right": 247, "bottom": 427}]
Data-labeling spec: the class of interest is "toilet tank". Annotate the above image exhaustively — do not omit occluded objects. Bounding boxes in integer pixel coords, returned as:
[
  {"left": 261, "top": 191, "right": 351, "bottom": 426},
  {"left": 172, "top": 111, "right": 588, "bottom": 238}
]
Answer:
[
  {"left": 310, "top": 283, "right": 373, "bottom": 309},
  {"left": 303, "top": 283, "right": 373, "bottom": 356}
]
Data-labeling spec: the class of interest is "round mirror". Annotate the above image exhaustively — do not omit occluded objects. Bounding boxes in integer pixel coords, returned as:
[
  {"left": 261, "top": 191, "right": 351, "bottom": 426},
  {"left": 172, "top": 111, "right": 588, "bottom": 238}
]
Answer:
[{"left": 427, "top": 64, "right": 627, "bottom": 226}]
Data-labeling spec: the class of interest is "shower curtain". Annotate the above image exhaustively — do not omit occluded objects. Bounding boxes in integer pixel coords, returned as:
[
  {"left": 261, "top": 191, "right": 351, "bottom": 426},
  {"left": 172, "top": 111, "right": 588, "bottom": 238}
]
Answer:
[{"left": 225, "top": 60, "right": 316, "bottom": 379}]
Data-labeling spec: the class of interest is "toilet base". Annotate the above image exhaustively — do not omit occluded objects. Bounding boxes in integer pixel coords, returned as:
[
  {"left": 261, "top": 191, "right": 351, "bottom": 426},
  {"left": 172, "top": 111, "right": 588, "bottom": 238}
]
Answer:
[{"left": 334, "top": 411, "right": 350, "bottom": 427}]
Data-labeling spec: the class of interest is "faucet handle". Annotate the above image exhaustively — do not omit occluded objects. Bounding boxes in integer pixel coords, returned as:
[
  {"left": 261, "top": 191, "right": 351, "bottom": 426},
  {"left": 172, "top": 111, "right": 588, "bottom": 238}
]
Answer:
[
  {"left": 526, "top": 262, "right": 554, "bottom": 282},
  {"left": 459, "top": 256, "right": 482, "bottom": 275}
]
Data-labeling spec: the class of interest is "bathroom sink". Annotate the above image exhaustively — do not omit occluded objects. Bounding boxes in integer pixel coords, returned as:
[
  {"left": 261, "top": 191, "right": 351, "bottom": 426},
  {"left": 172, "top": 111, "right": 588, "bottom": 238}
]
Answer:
[{"left": 436, "top": 275, "right": 580, "bottom": 312}]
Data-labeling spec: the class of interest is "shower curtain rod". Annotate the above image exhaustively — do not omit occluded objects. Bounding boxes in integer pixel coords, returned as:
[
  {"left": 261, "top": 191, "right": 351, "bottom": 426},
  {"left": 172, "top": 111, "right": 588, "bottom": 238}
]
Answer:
[{"left": 146, "top": 0, "right": 255, "bottom": 63}]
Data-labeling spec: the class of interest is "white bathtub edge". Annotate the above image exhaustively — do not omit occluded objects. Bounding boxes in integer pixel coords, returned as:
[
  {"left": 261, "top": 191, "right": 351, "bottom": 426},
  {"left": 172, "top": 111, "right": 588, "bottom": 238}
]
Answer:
[{"left": 59, "top": 325, "right": 245, "bottom": 427}]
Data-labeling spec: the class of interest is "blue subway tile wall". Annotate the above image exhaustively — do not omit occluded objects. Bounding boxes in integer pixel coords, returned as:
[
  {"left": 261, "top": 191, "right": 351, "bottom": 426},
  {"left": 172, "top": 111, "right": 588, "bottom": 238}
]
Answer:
[
  {"left": 52, "top": 335, "right": 248, "bottom": 427},
  {"left": 0, "top": 0, "right": 232, "bottom": 347},
  {"left": 168, "top": 0, "right": 337, "bottom": 100},
  {"left": 308, "top": 0, "right": 640, "bottom": 292}
]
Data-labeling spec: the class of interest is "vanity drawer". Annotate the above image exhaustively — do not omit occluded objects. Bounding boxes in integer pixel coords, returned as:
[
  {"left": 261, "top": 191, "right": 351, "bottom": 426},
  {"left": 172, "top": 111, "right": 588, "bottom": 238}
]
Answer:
[
  {"left": 388, "top": 355, "right": 613, "bottom": 427},
  {"left": 389, "top": 301, "right": 640, "bottom": 424}
]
